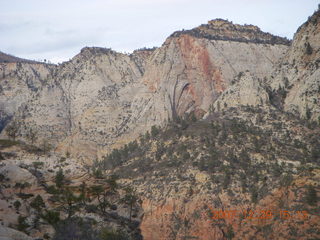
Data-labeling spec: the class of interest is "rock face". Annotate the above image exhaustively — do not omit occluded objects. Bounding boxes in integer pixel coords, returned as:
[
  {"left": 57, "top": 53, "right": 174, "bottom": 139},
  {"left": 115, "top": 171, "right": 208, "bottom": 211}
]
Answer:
[
  {"left": 139, "top": 34, "right": 287, "bottom": 120},
  {"left": 207, "top": 71, "right": 270, "bottom": 113},
  {"left": 0, "top": 225, "right": 32, "bottom": 240},
  {"left": 0, "top": 63, "right": 52, "bottom": 131},
  {"left": 171, "top": 19, "right": 291, "bottom": 45},
  {"left": 268, "top": 9, "right": 320, "bottom": 121},
  {"left": 1, "top": 20, "right": 288, "bottom": 160}
]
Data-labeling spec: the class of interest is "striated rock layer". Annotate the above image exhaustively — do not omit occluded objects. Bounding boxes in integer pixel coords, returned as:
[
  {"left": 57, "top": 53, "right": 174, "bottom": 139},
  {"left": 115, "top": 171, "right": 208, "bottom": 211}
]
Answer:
[{"left": 1, "top": 21, "right": 289, "bottom": 160}]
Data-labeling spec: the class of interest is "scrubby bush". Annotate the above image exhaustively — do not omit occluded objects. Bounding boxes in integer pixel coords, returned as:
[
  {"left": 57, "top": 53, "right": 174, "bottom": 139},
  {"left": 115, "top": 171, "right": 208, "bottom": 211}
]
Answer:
[
  {"left": 30, "top": 195, "right": 45, "bottom": 212},
  {"left": 55, "top": 169, "right": 65, "bottom": 188},
  {"left": 13, "top": 200, "right": 21, "bottom": 211},
  {"left": 17, "top": 215, "right": 29, "bottom": 233}
]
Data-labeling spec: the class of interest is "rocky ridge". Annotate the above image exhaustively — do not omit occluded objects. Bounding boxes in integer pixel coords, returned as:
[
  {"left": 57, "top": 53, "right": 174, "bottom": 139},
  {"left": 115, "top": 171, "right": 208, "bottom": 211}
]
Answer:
[{"left": 170, "top": 19, "right": 291, "bottom": 45}]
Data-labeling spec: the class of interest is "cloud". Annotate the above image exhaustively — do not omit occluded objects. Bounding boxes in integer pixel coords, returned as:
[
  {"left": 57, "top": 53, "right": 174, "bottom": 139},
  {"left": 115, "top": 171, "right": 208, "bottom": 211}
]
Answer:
[{"left": 0, "top": 0, "right": 319, "bottom": 63}]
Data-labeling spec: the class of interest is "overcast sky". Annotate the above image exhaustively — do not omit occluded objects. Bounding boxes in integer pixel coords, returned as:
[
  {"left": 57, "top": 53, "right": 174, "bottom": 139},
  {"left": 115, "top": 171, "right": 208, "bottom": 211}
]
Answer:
[{"left": 1, "top": 0, "right": 319, "bottom": 63}]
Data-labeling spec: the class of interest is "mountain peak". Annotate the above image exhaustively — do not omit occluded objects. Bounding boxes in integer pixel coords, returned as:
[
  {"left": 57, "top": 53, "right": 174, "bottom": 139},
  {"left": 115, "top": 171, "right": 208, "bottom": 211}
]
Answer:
[{"left": 170, "top": 19, "right": 291, "bottom": 46}]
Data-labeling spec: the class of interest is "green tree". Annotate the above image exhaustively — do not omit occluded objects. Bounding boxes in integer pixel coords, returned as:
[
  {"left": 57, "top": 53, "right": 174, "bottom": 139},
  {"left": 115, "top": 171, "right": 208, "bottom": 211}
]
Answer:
[
  {"left": 55, "top": 169, "right": 65, "bottom": 189},
  {"left": 92, "top": 168, "right": 104, "bottom": 179},
  {"left": 106, "top": 175, "right": 118, "bottom": 193},
  {"left": 30, "top": 195, "right": 45, "bottom": 212},
  {"left": 26, "top": 128, "right": 38, "bottom": 144},
  {"left": 144, "top": 131, "right": 150, "bottom": 141},
  {"left": 306, "top": 185, "right": 317, "bottom": 206},
  {"left": 32, "top": 161, "right": 44, "bottom": 171},
  {"left": 90, "top": 185, "right": 109, "bottom": 214},
  {"left": 13, "top": 200, "right": 21, "bottom": 211},
  {"left": 5, "top": 120, "right": 20, "bottom": 140},
  {"left": 225, "top": 224, "right": 235, "bottom": 240},
  {"left": 41, "top": 139, "right": 52, "bottom": 155},
  {"left": 41, "top": 210, "right": 60, "bottom": 225},
  {"left": 78, "top": 182, "right": 88, "bottom": 205},
  {"left": 100, "top": 228, "right": 128, "bottom": 240},
  {"left": 15, "top": 182, "right": 31, "bottom": 194},
  {"left": 58, "top": 188, "right": 80, "bottom": 218},
  {"left": 120, "top": 187, "right": 138, "bottom": 221},
  {"left": 251, "top": 187, "right": 258, "bottom": 204},
  {"left": 17, "top": 215, "right": 29, "bottom": 233},
  {"left": 151, "top": 125, "right": 160, "bottom": 138},
  {"left": 306, "top": 106, "right": 312, "bottom": 120},
  {"left": 305, "top": 42, "right": 313, "bottom": 55}
]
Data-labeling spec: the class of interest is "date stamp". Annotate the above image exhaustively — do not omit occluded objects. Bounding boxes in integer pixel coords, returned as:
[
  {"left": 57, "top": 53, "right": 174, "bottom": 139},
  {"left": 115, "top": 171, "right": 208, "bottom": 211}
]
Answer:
[{"left": 209, "top": 208, "right": 309, "bottom": 221}]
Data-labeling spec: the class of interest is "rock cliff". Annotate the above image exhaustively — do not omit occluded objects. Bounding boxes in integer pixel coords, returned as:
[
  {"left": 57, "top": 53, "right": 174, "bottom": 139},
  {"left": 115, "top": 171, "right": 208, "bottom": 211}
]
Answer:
[
  {"left": 1, "top": 20, "right": 289, "bottom": 160},
  {"left": 268, "top": 9, "right": 320, "bottom": 121}
]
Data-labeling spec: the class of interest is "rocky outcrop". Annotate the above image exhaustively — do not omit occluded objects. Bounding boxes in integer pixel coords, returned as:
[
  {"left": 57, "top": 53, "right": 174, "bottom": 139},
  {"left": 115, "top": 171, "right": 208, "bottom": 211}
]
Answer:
[
  {"left": 206, "top": 71, "right": 270, "bottom": 113},
  {"left": 0, "top": 63, "right": 52, "bottom": 131},
  {"left": 0, "top": 225, "right": 32, "bottom": 240},
  {"left": 268, "top": 9, "right": 320, "bottom": 121},
  {"left": 138, "top": 34, "right": 286, "bottom": 121},
  {"left": 171, "top": 19, "right": 291, "bottom": 45}
]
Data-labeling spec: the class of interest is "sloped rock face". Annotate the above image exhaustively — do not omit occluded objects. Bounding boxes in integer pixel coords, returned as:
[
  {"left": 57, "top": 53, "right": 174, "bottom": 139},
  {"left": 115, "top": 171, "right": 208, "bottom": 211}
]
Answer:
[
  {"left": 1, "top": 21, "right": 289, "bottom": 160},
  {"left": 0, "top": 225, "right": 32, "bottom": 240},
  {"left": 139, "top": 34, "right": 287, "bottom": 121},
  {"left": 206, "top": 71, "right": 270, "bottom": 113},
  {"left": 13, "top": 48, "right": 148, "bottom": 159},
  {"left": 269, "top": 9, "right": 320, "bottom": 121},
  {"left": 0, "top": 63, "right": 52, "bottom": 131}
]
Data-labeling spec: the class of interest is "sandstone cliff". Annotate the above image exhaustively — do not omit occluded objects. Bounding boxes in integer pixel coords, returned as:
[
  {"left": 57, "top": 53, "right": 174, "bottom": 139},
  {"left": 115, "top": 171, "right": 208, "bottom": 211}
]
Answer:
[
  {"left": 268, "top": 9, "right": 320, "bottom": 122},
  {"left": 1, "top": 20, "right": 289, "bottom": 160}
]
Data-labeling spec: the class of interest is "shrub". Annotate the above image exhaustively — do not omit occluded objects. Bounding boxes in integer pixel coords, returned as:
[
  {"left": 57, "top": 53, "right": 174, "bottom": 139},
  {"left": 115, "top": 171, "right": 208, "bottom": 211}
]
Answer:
[
  {"left": 42, "top": 210, "right": 60, "bottom": 225},
  {"left": 52, "top": 217, "right": 98, "bottom": 240},
  {"left": 55, "top": 169, "right": 65, "bottom": 188},
  {"left": 100, "top": 228, "right": 129, "bottom": 240},
  {"left": 30, "top": 195, "right": 45, "bottom": 212},
  {"left": 17, "top": 215, "right": 29, "bottom": 233},
  {"left": 26, "top": 128, "right": 37, "bottom": 144},
  {"left": 151, "top": 125, "right": 160, "bottom": 138},
  {"left": 305, "top": 42, "right": 313, "bottom": 55},
  {"left": 5, "top": 121, "right": 20, "bottom": 140},
  {"left": 226, "top": 224, "right": 235, "bottom": 240},
  {"left": 13, "top": 200, "right": 21, "bottom": 211},
  {"left": 251, "top": 187, "right": 258, "bottom": 204}
]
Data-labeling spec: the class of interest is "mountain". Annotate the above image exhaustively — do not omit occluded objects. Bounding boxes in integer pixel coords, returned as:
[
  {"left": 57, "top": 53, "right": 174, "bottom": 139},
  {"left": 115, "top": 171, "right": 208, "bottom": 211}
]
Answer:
[
  {"left": 0, "top": 8, "right": 319, "bottom": 240},
  {"left": 0, "top": 51, "right": 41, "bottom": 64},
  {"left": 1, "top": 20, "right": 289, "bottom": 160}
]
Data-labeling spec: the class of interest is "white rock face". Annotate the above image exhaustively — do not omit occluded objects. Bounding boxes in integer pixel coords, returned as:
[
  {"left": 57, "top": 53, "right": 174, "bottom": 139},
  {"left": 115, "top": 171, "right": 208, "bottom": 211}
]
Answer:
[
  {"left": 0, "top": 63, "right": 51, "bottom": 130},
  {"left": 0, "top": 226, "right": 32, "bottom": 240},
  {"left": 0, "top": 22, "right": 290, "bottom": 160},
  {"left": 0, "top": 163, "right": 37, "bottom": 185},
  {"left": 269, "top": 10, "right": 320, "bottom": 121},
  {"left": 208, "top": 71, "right": 269, "bottom": 112}
]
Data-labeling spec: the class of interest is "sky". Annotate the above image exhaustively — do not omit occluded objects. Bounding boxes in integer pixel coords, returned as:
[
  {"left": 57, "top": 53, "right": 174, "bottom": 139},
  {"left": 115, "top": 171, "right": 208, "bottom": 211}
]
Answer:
[{"left": 1, "top": 0, "right": 319, "bottom": 63}]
